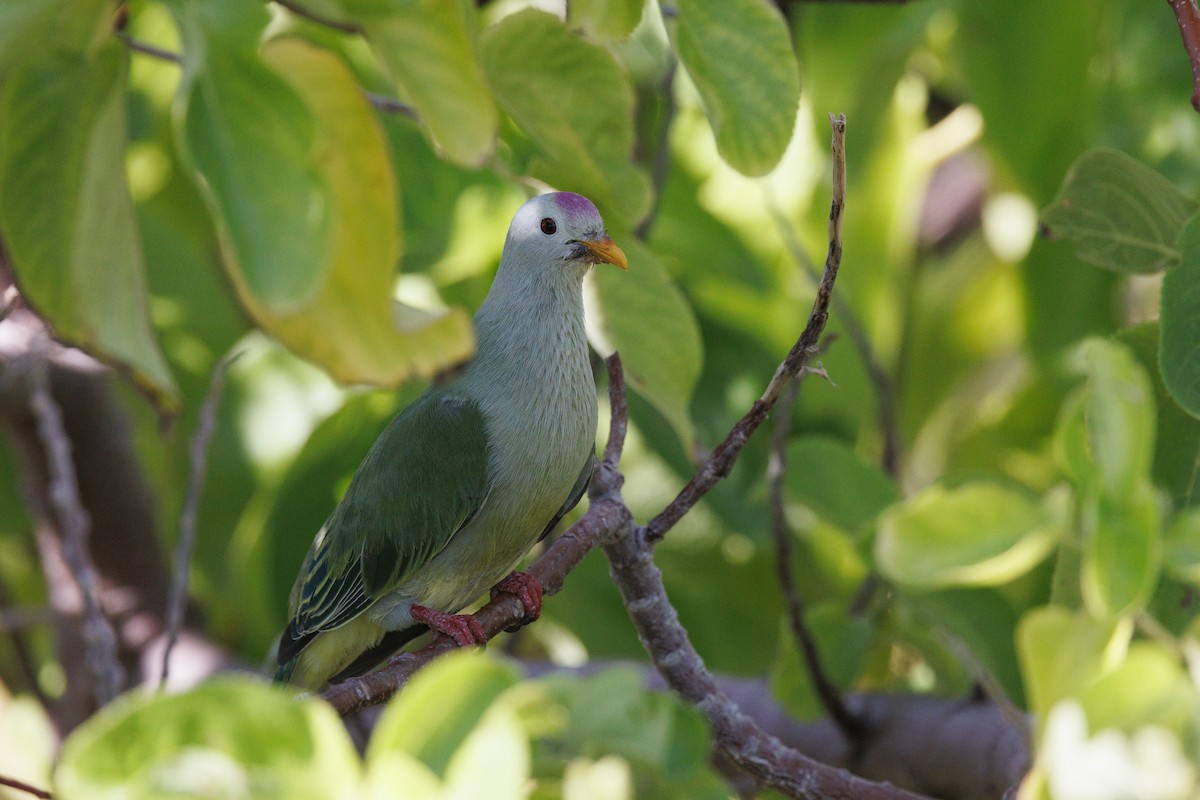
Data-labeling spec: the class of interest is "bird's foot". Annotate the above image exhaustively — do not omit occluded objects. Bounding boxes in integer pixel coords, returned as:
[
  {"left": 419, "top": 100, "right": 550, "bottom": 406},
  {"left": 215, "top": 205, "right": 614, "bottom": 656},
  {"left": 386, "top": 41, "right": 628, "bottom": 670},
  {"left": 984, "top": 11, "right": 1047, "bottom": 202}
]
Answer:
[
  {"left": 410, "top": 605, "right": 487, "bottom": 648},
  {"left": 491, "top": 571, "right": 543, "bottom": 631}
]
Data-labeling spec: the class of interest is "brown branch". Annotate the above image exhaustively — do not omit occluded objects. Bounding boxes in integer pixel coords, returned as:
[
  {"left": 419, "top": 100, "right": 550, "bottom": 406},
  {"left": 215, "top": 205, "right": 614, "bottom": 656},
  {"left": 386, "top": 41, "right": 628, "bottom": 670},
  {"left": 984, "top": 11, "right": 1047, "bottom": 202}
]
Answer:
[
  {"left": 115, "top": 32, "right": 182, "bottom": 64},
  {"left": 767, "top": 379, "right": 864, "bottom": 742},
  {"left": 322, "top": 354, "right": 632, "bottom": 716},
  {"left": 602, "top": 524, "right": 930, "bottom": 800},
  {"left": 28, "top": 360, "right": 125, "bottom": 706},
  {"left": 1169, "top": 0, "right": 1200, "bottom": 112},
  {"left": 646, "top": 113, "right": 848, "bottom": 543},
  {"left": 160, "top": 353, "right": 235, "bottom": 687},
  {"left": 0, "top": 774, "right": 51, "bottom": 800},
  {"left": 361, "top": 90, "right": 417, "bottom": 119}
]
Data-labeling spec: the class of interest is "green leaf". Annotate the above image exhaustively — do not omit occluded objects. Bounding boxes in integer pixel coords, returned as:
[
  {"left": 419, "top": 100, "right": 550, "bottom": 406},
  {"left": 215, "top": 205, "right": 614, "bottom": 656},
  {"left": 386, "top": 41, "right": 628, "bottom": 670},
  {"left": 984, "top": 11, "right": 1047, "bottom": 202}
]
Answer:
[
  {"left": 1078, "top": 642, "right": 1197, "bottom": 736},
  {"left": 875, "top": 482, "right": 1063, "bottom": 588},
  {"left": 0, "top": 0, "right": 110, "bottom": 75},
  {"left": 1161, "top": 212, "right": 1200, "bottom": 418},
  {"left": 1116, "top": 323, "right": 1200, "bottom": 509},
  {"left": 568, "top": 0, "right": 646, "bottom": 41},
  {"left": 280, "top": 0, "right": 416, "bottom": 25},
  {"left": 481, "top": 9, "right": 651, "bottom": 225},
  {"left": 785, "top": 436, "right": 899, "bottom": 535},
  {"left": 1068, "top": 338, "right": 1157, "bottom": 501},
  {"left": 1164, "top": 508, "right": 1200, "bottom": 584},
  {"left": 1016, "top": 606, "right": 1129, "bottom": 726},
  {"left": 54, "top": 678, "right": 360, "bottom": 800},
  {"left": 256, "top": 37, "right": 475, "bottom": 385},
  {"left": 170, "top": 0, "right": 333, "bottom": 313},
  {"left": 769, "top": 604, "right": 872, "bottom": 720},
  {"left": 0, "top": 42, "right": 179, "bottom": 408},
  {"left": 586, "top": 238, "right": 702, "bottom": 451},
  {"left": 366, "top": 650, "right": 520, "bottom": 777},
  {"left": 672, "top": 0, "right": 800, "bottom": 177},
  {"left": 442, "top": 702, "right": 529, "bottom": 800},
  {"left": 1080, "top": 483, "right": 1162, "bottom": 619},
  {"left": 1041, "top": 148, "right": 1196, "bottom": 274},
  {"left": 365, "top": 0, "right": 497, "bottom": 167}
]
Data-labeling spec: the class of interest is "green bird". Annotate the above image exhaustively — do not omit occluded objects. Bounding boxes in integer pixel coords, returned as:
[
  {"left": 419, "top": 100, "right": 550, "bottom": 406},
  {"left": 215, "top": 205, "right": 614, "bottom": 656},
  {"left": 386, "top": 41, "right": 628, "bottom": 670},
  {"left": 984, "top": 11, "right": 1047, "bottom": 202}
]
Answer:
[{"left": 274, "top": 192, "right": 628, "bottom": 689}]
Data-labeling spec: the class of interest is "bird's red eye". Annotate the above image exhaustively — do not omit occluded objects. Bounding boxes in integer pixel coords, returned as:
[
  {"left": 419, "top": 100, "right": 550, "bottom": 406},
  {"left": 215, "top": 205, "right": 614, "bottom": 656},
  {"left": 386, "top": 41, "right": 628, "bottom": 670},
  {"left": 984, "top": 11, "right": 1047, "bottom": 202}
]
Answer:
[{"left": 540, "top": 218, "right": 557, "bottom": 235}]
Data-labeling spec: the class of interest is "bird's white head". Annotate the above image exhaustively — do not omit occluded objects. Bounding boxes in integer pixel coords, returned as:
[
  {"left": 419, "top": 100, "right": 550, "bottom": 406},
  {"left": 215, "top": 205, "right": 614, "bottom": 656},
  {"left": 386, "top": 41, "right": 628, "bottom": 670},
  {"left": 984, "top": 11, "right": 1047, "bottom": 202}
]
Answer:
[{"left": 499, "top": 192, "right": 629, "bottom": 287}]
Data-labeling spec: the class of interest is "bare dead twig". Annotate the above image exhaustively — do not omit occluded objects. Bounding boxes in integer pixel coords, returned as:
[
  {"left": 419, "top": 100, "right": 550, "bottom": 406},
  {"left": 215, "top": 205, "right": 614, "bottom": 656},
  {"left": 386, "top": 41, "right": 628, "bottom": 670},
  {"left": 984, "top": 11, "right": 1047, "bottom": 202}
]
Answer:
[
  {"left": 29, "top": 362, "right": 124, "bottom": 705},
  {"left": 767, "top": 379, "right": 865, "bottom": 742},
  {"left": 1168, "top": 0, "right": 1200, "bottom": 112},
  {"left": 645, "top": 113, "right": 848, "bottom": 543},
  {"left": 0, "top": 774, "right": 52, "bottom": 800},
  {"left": 160, "top": 353, "right": 235, "bottom": 688},
  {"left": 322, "top": 354, "right": 632, "bottom": 716}
]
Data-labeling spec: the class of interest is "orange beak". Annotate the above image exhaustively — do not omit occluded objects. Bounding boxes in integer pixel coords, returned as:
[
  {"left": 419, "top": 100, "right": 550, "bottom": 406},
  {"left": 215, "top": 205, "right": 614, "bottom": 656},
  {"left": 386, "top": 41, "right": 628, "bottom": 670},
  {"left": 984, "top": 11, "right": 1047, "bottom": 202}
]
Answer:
[{"left": 579, "top": 236, "right": 629, "bottom": 270}]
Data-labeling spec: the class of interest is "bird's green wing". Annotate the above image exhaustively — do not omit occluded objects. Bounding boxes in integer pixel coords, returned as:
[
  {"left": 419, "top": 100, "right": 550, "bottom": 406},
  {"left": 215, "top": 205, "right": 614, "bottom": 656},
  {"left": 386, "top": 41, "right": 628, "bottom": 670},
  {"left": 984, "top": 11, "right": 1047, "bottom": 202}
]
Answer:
[{"left": 278, "top": 390, "right": 490, "bottom": 663}]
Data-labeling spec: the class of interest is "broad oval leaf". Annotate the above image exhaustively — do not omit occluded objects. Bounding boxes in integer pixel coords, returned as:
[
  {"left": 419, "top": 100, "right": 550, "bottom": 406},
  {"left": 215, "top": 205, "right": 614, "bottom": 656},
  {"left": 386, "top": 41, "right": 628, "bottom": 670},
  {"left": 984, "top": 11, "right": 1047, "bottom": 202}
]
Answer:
[
  {"left": 1069, "top": 338, "right": 1156, "bottom": 500},
  {"left": 1041, "top": 148, "right": 1197, "bottom": 274},
  {"left": 786, "top": 436, "right": 899, "bottom": 535},
  {"left": 585, "top": 238, "right": 702, "bottom": 451},
  {"left": 481, "top": 9, "right": 651, "bottom": 226},
  {"left": 0, "top": 42, "right": 179, "bottom": 408},
  {"left": 256, "top": 37, "right": 474, "bottom": 385},
  {"left": 1080, "top": 483, "right": 1161, "bottom": 619},
  {"left": 54, "top": 678, "right": 360, "bottom": 800},
  {"left": 1161, "top": 213, "right": 1200, "bottom": 419},
  {"left": 171, "top": 0, "right": 333, "bottom": 313},
  {"left": 672, "top": 0, "right": 800, "bottom": 177},
  {"left": 365, "top": 0, "right": 497, "bottom": 167},
  {"left": 875, "top": 482, "right": 1062, "bottom": 588}
]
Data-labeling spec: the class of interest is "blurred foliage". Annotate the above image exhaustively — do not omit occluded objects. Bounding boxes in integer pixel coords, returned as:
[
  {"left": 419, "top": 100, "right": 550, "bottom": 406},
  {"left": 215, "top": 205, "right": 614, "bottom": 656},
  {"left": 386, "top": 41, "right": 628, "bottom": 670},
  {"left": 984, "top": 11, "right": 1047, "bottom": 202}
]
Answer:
[{"left": 0, "top": 0, "right": 1198, "bottom": 797}]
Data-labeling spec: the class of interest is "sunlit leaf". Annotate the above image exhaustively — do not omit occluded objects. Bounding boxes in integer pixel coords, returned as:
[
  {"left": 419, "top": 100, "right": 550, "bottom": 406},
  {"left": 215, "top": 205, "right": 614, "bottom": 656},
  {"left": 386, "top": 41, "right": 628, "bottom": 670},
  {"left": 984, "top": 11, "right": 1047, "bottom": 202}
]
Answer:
[
  {"left": 366, "top": 651, "right": 519, "bottom": 777},
  {"left": 442, "top": 702, "right": 529, "bottom": 800},
  {"left": 366, "top": 0, "right": 497, "bottom": 166},
  {"left": 876, "top": 482, "right": 1063, "bottom": 588},
  {"left": 586, "top": 238, "right": 702, "bottom": 451},
  {"left": 1041, "top": 149, "right": 1196, "bottom": 274},
  {"left": 170, "top": 0, "right": 333, "bottom": 312},
  {"left": 0, "top": 42, "right": 179, "bottom": 408},
  {"left": 55, "top": 678, "right": 360, "bottom": 800},
  {"left": 1016, "top": 606, "right": 1129, "bottom": 727},
  {"left": 256, "top": 37, "right": 474, "bottom": 384},
  {"left": 1164, "top": 508, "right": 1200, "bottom": 584},
  {"left": 1162, "top": 212, "right": 1200, "bottom": 419},
  {"left": 672, "top": 0, "right": 800, "bottom": 177},
  {"left": 1080, "top": 482, "right": 1161, "bottom": 619},
  {"left": 1078, "top": 643, "right": 1197, "bottom": 735},
  {"left": 481, "top": 9, "right": 651, "bottom": 226}
]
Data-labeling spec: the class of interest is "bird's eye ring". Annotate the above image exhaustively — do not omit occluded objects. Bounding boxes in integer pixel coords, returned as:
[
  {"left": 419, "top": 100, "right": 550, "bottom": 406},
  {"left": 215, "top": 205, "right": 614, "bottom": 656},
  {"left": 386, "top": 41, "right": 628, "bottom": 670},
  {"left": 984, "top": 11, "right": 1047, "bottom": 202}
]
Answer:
[{"left": 540, "top": 218, "right": 557, "bottom": 235}]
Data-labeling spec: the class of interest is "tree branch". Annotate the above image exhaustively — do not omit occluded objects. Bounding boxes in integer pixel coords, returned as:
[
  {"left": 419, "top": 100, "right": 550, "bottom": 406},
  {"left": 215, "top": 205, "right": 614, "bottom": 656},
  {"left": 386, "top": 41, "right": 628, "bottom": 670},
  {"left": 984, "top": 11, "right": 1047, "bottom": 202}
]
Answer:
[
  {"left": 646, "top": 113, "right": 847, "bottom": 542},
  {"left": 1169, "top": 0, "right": 1200, "bottom": 112},
  {"left": 28, "top": 360, "right": 125, "bottom": 706},
  {"left": 160, "top": 353, "right": 234, "bottom": 688},
  {"left": 767, "top": 379, "right": 865, "bottom": 742},
  {"left": 0, "top": 774, "right": 51, "bottom": 800},
  {"left": 269, "top": 0, "right": 362, "bottom": 34}
]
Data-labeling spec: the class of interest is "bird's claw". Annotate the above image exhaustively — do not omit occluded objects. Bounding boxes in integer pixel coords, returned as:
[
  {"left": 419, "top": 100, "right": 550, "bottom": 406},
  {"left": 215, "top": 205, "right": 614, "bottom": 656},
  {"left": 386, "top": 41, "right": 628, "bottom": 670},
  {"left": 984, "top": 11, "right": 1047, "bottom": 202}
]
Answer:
[
  {"left": 411, "top": 605, "right": 487, "bottom": 648},
  {"left": 492, "top": 571, "right": 543, "bottom": 631}
]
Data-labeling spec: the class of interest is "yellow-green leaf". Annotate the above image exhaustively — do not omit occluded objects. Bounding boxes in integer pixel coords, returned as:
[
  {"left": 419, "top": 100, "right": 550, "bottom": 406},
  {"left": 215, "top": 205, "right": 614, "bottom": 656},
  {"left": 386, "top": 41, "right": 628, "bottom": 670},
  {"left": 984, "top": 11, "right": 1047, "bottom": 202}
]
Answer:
[
  {"left": 1080, "top": 482, "right": 1162, "bottom": 619},
  {"left": 366, "top": 0, "right": 497, "bottom": 167},
  {"left": 672, "top": 0, "right": 800, "bottom": 177},
  {"left": 481, "top": 9, "right": 651, "bottom": 226},
  {"left": 1162, "top": 213, "right": 1200, "bottom": 418},
  {"left": 568, "top": 0, "right": 646, "bottom": 41},
  {"left": 0, "top": 42, "right": 178, "bottom": 408},
  {"left": 256, "top": 38, "right": 474, "bottom": 385}
]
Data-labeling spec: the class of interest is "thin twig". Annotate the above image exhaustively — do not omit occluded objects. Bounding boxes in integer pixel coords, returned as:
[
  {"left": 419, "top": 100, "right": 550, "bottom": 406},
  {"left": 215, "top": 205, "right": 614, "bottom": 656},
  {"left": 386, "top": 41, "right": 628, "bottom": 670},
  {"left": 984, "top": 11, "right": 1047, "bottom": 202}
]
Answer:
[
  {"left": 767, "top": 380, "right": 865, "bottom": 742},
  {"left": 270, "top": 0, "right": 363, "bottom": 33},
  {"left": 646, "top": 113, "right": 848, "bottom": 543},
  {"left": 29, "top": 362, "right": 124, "bottom": 705},
  {"left": 361, "top": 90, "right": 417, "bottom": 118},
  {"left": 1169, "top": 0, "right": 1200, "bottom": 112},
  {"left": 635, "top": 62, "right": 677, "bottom": 240},
  {"left": 767, "top": 198, "right": 900, "bottom": 477},
  {"left": 0, "top": 774, "right": 52, "bottom": 800},
  {"left": 323, "top": 353, "right": 632, "bottom": 716},
  {"left": 160, "top": 353, "right": 236, "bottom": 688},
  {"left": 0, "top": 575, "right": 52, "bottom": 708},
  {"left": 115, "top": 32, "right": 182, "bottom": 64}
]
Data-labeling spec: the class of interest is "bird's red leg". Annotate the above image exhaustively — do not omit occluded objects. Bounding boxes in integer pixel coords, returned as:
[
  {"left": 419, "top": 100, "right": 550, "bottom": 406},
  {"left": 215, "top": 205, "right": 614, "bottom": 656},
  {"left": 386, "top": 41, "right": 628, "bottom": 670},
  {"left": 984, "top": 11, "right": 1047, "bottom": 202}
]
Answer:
[
  {"left": 491, "top": 571, "right": 544, "bottom": 625},
  {"left": 410, "top": 605, "right": 487, "bottom": 647}
]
